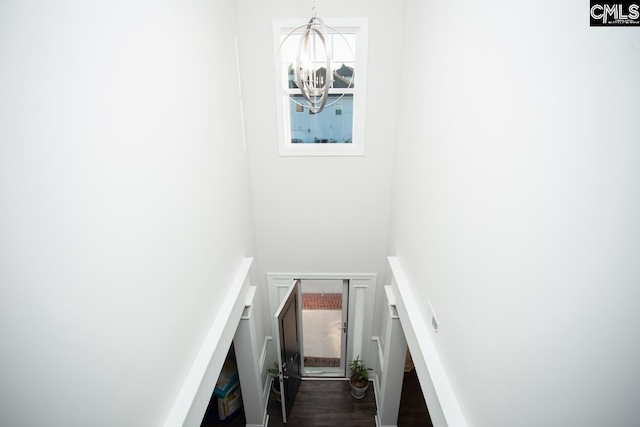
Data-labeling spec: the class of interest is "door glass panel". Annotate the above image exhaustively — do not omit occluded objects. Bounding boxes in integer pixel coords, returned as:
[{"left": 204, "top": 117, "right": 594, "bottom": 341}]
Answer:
[{"left": 301, "top": 279, "right": 346, "bottom": 376}]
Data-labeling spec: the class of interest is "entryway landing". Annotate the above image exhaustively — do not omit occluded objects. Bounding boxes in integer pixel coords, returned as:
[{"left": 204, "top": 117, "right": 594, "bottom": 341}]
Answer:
[
  {"left": 267, "top": 380, "right": 376, "bottom": 427},
  {"left": 204, "top": 371, "right": 432, "bottom": 427}
]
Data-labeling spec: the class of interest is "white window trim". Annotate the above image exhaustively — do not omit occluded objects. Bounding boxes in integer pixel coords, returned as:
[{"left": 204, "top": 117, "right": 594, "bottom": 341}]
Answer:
[{"left": 272, "top": 17, "right": 369, "bottom": 157}]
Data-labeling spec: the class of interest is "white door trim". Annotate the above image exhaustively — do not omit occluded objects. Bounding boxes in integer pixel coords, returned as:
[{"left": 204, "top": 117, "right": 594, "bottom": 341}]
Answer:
[{"left": 267, "top": 273, "right": 377, "bottom": 377}]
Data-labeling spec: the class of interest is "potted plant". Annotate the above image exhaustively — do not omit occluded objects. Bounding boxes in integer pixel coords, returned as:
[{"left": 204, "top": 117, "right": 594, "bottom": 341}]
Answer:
[
  {"left": 349, "top": 355, "right": 372, "bottom": 399},
  {"left": 268, "top": 363, "right": 282, "bottom": 402}
]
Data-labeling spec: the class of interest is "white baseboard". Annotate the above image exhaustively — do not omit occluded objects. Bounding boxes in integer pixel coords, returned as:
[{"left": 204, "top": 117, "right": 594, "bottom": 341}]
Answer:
[
  {"left": 246, "top": 414, "right": 269, "bottom": 427},
  {"left": 375, "top": 414, "right": 396, "bottom": 427}
]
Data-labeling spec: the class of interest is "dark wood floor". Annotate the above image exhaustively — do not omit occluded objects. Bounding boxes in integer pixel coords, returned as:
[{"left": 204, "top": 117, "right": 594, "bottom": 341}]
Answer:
[
  {"left": 202, "top": 370, "right": 431, "bottom": 426},
  {"left": 398, "top": 369, "right": 433, "bottom": 427},
  {"left": 267, "top": 380, "right": 376, "bottom": 426}
]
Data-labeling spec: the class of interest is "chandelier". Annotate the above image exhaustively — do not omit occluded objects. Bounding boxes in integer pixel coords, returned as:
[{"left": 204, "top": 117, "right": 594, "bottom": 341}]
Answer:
[{"left": 278, "top": 3, "right": 354, "bottom": 114}]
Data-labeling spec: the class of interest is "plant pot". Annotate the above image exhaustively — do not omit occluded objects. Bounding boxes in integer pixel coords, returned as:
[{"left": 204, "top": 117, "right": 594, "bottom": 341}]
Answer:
[
  {"left": 349, "top": 381, "right": 369, "bottom": 399},
  {"left": 271, "top": 379, "right": 282, "bottom": 402}
]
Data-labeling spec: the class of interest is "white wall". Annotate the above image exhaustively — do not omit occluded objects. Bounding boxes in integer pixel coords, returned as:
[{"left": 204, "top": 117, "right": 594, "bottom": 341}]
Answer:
[
  {"left": 389, "top": 1, "right": 640, "bottom": 426},
  {"left": 0, "top": 2, "right": 255, "bottom": 426},
  {"left": 236, "top": 0, "right": 403, "bottom": 339}
]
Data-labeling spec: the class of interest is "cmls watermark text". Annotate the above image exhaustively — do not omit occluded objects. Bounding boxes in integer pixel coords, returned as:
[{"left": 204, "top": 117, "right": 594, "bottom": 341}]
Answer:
[{"left": 590, "top": 2, "right": 640, "bottom": 25}]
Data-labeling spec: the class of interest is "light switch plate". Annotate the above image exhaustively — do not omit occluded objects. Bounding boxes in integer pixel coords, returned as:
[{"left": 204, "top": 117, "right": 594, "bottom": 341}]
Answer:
[{"left": 427, "top": 299, "right": 439, "bottom": 335}]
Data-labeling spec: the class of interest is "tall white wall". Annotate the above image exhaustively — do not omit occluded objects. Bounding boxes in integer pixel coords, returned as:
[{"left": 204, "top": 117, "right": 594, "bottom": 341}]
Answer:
[
  {"left": 389, "top": 1, "right": 640, "bottom": 426},
  {"left": 236, "top": 0, "right": 403, "bottom": 335},
  {"left": 0, "top": 2, "right": 255, "bottom": 426}
]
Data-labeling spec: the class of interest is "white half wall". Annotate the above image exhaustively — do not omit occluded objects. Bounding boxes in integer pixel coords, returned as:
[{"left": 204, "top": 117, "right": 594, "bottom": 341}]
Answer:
[
  {"left": 0, "top": 2, "right": 256, "bottom": 426},
  {"left": 388, "top": 1, "right": 640, "bottom": 427},
  {"left": 164, "top": 259, "right": 254, "bottom": 427},
  {"left": 387, "top": 259, "right": 467, "bottom": 427}
]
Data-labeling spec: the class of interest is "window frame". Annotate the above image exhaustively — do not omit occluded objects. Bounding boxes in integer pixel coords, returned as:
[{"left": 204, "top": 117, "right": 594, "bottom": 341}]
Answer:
[{"left": 272, "top": 17, "right": 369, "bottom": 157}]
